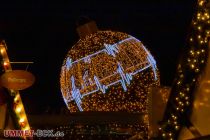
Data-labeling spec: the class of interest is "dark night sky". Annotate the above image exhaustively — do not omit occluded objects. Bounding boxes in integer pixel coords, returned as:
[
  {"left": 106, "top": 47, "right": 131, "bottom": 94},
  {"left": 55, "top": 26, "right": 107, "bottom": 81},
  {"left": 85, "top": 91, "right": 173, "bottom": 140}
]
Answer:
[{"left": 0, "top": 0, "right": 196, "bottom": 114}]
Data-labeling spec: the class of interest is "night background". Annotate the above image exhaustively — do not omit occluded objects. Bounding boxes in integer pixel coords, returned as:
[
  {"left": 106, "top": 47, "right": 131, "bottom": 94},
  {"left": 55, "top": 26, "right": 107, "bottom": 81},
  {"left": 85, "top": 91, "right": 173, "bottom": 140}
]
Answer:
[{"left": 0, "top": 0, "right": 196, "bottom": 114}]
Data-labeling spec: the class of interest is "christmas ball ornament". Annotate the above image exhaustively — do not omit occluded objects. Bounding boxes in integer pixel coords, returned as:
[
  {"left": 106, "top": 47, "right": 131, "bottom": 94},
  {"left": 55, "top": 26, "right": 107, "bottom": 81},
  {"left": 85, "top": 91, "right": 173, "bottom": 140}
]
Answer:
[{"left": 60, "top": 21, "right": 160, "bottom": 112}]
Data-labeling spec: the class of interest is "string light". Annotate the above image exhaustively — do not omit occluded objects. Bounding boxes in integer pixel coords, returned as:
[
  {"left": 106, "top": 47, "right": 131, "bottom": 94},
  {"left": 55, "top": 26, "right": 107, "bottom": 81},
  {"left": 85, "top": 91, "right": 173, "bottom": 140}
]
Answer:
[
  {"left": 55, "top": 123, "right": 148, "bottom": 139},
  {"left": 0, "top": 40, "right": 31, "bottom": 139},
  {"left": 60, "top": 31, "right": 160, "bottom": 138},
  {"left": 60, "top": 31, "right": 159, "bottom": 113},
  {"left": 158, "top": 0, "right": 209, "bottom": 139}
]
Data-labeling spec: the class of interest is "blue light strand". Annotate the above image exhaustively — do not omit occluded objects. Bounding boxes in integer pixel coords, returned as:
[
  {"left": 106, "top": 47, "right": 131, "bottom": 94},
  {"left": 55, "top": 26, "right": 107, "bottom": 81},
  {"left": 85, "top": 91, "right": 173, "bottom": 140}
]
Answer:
[
  {"left": 147, "top": 55, "right": 157, "bottom": 80},
  {"left": 68, "top": 37, "right": 133, "bottom": 66},
  {"left": 136, "top": 39, "right": 158, "bottom": 80},
  {"left": 132, "top": 64, "right": 151, "bottom": 75},
  {"left": 71, "top": 76, "right": 83, "bottom": 111},
  {"left": 66, "top": 57, "right": 72, "bottom": 70},
  {"left": 80, "top": 63, "right": 151, "bottom": 96},
  {"left": 105, "top": 43, "right": 119, "bottom": 57},
  {"left": 82, "top": 71, "right": 89, "bottom": 87},
  {"left": 84, "top": 56, "right": 91, "bottom": 63},
  {"left": 117, "top": 62, "right": 132, "bottom": 91},
  {"left": 94, "top": 76, "right": 106, "bottom": 93}
]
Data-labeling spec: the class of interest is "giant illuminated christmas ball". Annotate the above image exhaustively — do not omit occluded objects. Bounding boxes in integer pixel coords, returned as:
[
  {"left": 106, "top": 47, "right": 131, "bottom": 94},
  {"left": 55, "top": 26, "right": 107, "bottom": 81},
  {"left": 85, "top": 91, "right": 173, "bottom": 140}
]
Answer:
[{"left": 60, "top": 27, "right": 159, "bottom": 112}]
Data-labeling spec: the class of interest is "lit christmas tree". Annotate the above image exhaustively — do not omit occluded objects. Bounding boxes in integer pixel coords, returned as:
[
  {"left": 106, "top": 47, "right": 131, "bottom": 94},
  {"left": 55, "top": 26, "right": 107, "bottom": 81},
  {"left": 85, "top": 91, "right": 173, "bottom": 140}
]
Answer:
[{"left": 158, "top": 0, "right": 210, "bottom": 139}]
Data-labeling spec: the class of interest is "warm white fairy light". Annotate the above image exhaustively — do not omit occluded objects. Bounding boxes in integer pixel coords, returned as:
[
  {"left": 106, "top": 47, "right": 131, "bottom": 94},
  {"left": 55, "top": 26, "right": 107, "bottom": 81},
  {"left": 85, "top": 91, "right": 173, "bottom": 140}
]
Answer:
[
  {"left": 60, "top": 31, "right": 159, "bottom": 113},
  {"left": 158, "top": 0, "right": 210, "bottom": 139}
]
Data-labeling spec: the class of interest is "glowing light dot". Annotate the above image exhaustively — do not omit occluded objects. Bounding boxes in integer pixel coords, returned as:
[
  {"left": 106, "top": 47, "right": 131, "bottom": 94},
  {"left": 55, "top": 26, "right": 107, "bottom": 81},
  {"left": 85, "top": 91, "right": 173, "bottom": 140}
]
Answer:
[
  {"left": 190, "top": 38, "right": 193, "bottom": 41},
  {"left": 0, "top": 49, "right": 4, "bottom": 54},
  {"left": 195, "top": 68, "right": 199, "bottom": 72},
  {"left": 162, "top": 133, "right": 166, "bottom": 137},
  {"left": 181, "top": 93, "right": 185, "bottom": 97},
  {"left": 204, "top": 39, "right": 208, "bottom": 43},
  {"left": 19, "top": 118, "right": 25, "bottom": 123},
  {"left": 199, "top": 1, "right": 204, "bottom": 6},
  {"left": 3, "top": 62, "right": 8, "bottom": 66},
  {"left": 190, "top": 50, "right": 194, "bottom": 54},
  {"left": 16, "top": 107, "right": 22, "bottom": 113}
]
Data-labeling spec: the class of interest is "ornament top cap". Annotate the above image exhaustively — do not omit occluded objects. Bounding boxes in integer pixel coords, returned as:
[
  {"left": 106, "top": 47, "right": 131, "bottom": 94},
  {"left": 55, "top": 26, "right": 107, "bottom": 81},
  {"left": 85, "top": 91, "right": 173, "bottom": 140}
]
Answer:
[{"left": 76, "top": 20, "right": 98, "bottom": 39}]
